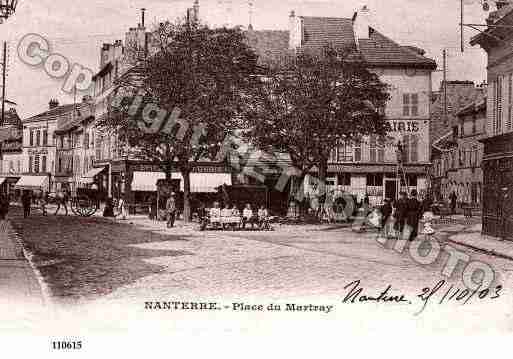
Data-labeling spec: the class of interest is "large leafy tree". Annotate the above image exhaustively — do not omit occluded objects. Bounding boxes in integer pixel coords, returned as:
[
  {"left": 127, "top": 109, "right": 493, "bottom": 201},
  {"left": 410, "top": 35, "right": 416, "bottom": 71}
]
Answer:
[
  {"left": 243, "top": 46, "right": 390, "bottom": 203},
  {"left": 98, "top": 19, "right": 259, "bottom": 222}
]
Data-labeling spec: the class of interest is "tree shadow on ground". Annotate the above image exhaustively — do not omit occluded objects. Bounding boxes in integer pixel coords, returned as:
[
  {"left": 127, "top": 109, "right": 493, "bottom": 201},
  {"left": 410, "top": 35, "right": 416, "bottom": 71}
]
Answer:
[{"left": 10, "top": 209, "right": 194, "bottom": 306}]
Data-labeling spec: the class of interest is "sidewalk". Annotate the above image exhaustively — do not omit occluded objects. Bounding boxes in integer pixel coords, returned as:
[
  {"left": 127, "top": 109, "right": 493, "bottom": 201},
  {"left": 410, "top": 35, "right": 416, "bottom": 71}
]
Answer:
[
  {"left": 0, "top": 215, "right": 45, "bottom": 313},
  {"left": 446, "top": 223, "right": 513, "bottom": 260}
]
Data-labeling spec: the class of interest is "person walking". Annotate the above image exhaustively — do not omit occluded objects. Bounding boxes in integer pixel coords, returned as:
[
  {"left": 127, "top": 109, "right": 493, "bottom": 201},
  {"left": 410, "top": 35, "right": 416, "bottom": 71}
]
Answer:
[
  {"left": 54, "top": 189, "right": 69, "bottom": 216},
  {"left": 21, "top": 191, "right": 31, "bottom": 218},
  {"left": 381, "top": 198, "right": 393, "bottom": 237},
  {"left": 117, "top": 196, "right": 127, "bottom": 220},
  {"left": 406, "top": 189, "right": 422, "bottom": 241},
  {"left": 166, "top": 192, "right": 177, "bottom": 228},
  {"left": 450, "top": 191, "right": 457, "bottom": 215}
]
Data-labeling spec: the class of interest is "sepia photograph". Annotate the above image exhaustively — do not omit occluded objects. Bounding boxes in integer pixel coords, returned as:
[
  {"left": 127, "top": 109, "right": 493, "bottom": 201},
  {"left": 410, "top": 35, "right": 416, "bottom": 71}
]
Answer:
[{"left": 0, "top": 0, "right": 512, "bottom": 356}]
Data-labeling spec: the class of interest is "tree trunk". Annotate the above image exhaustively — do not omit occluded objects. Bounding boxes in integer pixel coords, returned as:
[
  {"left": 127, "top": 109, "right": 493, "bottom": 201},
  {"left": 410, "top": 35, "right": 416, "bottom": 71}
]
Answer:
[
  {"left": 182, "top": 169, "right": 192, "bottom": 223},
  {"left": 317, "top": 159, "right": 328, "bottom": 219}
]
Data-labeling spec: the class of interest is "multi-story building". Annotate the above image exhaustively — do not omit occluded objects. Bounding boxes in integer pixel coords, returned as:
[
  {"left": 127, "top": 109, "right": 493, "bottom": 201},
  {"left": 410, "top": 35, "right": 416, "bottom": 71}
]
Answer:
[
  {"left": 0, "top": 108, "right": 24, "bottom": 196},
  {"left": 432, "top": 94, "right": 486, "bottom": 206},
  {"left": 471, "top": 0, "right": 513, "bottom": 238},
  {"left": 284, "top": 8, "right": 437, "bottom": 205},
  {"left": 430, "top": 81, "right": 486, "bottom": 202}
]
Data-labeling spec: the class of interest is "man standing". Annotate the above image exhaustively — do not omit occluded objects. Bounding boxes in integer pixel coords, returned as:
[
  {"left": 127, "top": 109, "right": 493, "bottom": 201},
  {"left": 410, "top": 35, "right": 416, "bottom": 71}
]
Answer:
[
  {"left": 393, "top": 192, "right": 408, "bottom": 237},
  {"left": 0, "top": 193, "right": 9, "bottom": 220},
  {"left": 166, "top": 192, "right": 177, "bottom": 228},
  {"left": 21, "top": 191, "right": 31, "bottom": 218},
  {"left": 406, "top": 189, "right": 422, "bottom": 241},
  {"left": 55, "top": 189, "right": 69, "bottom": 216},
  {"left": 450, "top": 191, "right": 457, "bottom": 215}
]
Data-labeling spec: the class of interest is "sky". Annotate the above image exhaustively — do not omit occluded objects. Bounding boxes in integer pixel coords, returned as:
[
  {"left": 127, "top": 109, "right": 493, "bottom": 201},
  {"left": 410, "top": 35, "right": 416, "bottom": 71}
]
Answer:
[{"left": 0, "top": 0, "right": 492, "bottom": 118}]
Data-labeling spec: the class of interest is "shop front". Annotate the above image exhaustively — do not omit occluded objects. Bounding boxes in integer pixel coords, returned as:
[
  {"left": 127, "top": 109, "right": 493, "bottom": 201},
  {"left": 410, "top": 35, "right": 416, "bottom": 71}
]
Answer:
[
  {"left": 15, "top": 174, "right": 50, "bottom": 194},
  {"left": 481, "top": 133, "right": 513, "bottom": 240}
]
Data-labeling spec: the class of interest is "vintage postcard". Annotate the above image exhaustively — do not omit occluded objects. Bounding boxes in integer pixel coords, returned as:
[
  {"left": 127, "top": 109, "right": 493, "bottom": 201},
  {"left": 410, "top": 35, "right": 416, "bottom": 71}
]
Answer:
[{"left": 0, "top": 0, "right": 512, "bottom": 356}]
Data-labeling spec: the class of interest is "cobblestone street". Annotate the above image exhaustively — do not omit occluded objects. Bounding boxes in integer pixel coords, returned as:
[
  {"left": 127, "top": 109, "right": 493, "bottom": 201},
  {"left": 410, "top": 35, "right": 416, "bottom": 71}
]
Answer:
[{"left": 7, "top": 207, "right": 513, "bottom": 333}]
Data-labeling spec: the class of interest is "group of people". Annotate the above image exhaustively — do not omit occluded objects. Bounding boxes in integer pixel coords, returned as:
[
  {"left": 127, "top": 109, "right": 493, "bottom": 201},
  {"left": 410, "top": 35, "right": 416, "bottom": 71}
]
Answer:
[
  {"left": 20, "top": 190, "right": 70, "bottom": 218},
  {"left": 203, "top": 202, "right": 270, "bottom": 230},
  {"left": 380, "top": 189, "right": 430, "bottom": 241}
]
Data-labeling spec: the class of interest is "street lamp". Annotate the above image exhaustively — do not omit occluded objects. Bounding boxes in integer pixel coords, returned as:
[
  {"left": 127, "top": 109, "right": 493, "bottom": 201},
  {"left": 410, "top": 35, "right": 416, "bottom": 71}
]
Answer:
[{"left": 0, "top": 0, "right": 18, "bottom": 21}]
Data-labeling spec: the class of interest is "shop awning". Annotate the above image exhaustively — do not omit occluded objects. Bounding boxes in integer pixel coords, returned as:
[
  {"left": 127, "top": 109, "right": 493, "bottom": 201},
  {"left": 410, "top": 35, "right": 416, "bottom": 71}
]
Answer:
[
  {"left": 15, "top": 175, "right": 49, "bottom": 191},
  {"left": 131, "top": 172, "right": 232, "bottom": 193},
  {"left": 0, "top": 178, "right": 6, "bottom": 185},
  {"left": 79, "top": 167, "right": 106, "bottom": 184},
  {"left": 131, "top": 172, "right": 166, "bottom": 192}
]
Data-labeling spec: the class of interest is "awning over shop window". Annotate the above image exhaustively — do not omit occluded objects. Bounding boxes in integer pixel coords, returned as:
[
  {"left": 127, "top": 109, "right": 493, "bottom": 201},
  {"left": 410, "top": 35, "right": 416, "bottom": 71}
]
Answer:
[
  {"left": 15, "top": 176, "right": 49, "bottom": 191},
  {"left": 79, "top": 167, "right": 106, "bottom": 184},
  {"left": 0, "top": 178, "right": 6, "bottom": 185},
  {"left": 131, "top": 172, "right": 232, "bottom": 193},
  {"left": 131, "top": 172, "right": 166, "bottom": 192}
]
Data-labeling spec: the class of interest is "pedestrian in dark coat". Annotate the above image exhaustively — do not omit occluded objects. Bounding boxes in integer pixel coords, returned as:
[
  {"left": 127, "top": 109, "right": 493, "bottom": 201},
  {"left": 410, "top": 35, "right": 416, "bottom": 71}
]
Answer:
[
  {"left": 393, "top": 192, "right": 408, "bottom": 235},
  {"left": 381, "top": 198, "right": 393, "bottom": 229},
  {"left": 21, "top": 191, "right": 32, "bottom": 218},
  {"left": 0, "top": 193, "right": 9, "bottom": 220},
  {"left": 406, "top": 189, "right": 422, "bottom": 241},
  {"left": 450, "top": 191, "right": 457, "bottom": 214}
]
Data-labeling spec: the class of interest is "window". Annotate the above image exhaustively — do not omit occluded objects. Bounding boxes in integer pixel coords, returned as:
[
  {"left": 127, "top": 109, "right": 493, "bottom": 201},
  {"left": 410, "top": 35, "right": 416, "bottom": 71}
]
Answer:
[
  {"left": 58, "top": 158, "right": 62, "bottom": 173},
  {"left": 366, "top": 173, "right": 383, "bottom": 187},
  {"left": 28, "top": 156, "right": 33, "bottom": 173},
  {"left": 407, "top": 175, "right": 418, "bottom": 187},
  {"left": 34, "top": 155, "right": 40, "bottom": 173},
  {"left": 8, "top": 161, "right": 13, "bottom": 172},
  {"left": 337, "top": 173, "right": 351, "bottom": 186},
  {"left": 403, "top": 93, "right": 418, "bottom": 117},
  {"left": 370, "top": 136, "right": 377, "bottom": 162},
  {"left": 36, "top": 130, "right": 41, "bottom": 146},
  {"left": 354, "top": 140, "right": 362, "bottom": 162},
  {"left": 452, "top": 125, "right": 459, "bottom": 138},
  {"left": 497, "top": 75, "right": 503, "bottom": 135},
  {"left": 42, "top": 156, "right": 47, "bottom": 173},
  {"left": 472, "top": 116, "right": 477, "bottom": 134},
  {"left": 16, "top": 160, "right": 20, "bottom": 174},
  {"left": 43, "top": 130, "right": 48, "bottom": 146},
  {"left": 337, "top": 142, "right": 353, "bottom": 162},
  {"left": 410, "top": 135, "right": 418, "bottom": 163},
  {"left": 29, "top": 130, "right": 34, "bottom": 146},
  {"left": 507, "top": 74, "right": 512, "bottom": 131},
  {"left": 377, "top": 139, "right": 385, "bottom": 163}
]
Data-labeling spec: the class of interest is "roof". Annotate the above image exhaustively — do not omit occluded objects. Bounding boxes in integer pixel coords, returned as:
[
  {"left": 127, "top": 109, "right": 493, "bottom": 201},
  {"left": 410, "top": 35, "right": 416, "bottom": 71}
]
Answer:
[
  {"left": 244, "top": 30, "right": 291, "bottom": 65},
  {"left": 244, "top": 16, "right": 436, "bottom": 69},
  {"left": 359, "top": 28, "right": 437, "bottom": 69},
  {"left": 24, "top": 104, "right": 78, "bottom": 123},
  {"left": 430, "top": 82, "right": 484, "bottom": 143},
  {"left": 471, "top": 4, "right": 513, "bottom": 46},
  {"left": 457, "top": 92, "right": 487, "bottom": 117},
  {"left": 1, "top": 109, "right": 21, "bottom": 127},
  {"left": 432, "top": 131, "right": 456, "bottom": 152},
  {"left": 300, "top": 16, "right": 356, "bottom": 52}
]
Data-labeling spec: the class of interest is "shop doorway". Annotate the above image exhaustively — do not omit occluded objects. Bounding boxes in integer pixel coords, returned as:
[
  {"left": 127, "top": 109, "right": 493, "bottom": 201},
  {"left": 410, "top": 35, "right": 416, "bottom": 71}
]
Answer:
[{"left": 384, "top": 179, "right": 397, "bottom": 201}]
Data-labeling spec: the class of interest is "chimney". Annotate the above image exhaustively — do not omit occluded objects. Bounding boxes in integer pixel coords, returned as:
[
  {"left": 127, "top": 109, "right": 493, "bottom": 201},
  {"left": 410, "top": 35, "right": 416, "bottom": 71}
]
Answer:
[
  {"left": 289, "top": 10, "right": 302, "bottom": 50},
  {"left": 496, "top": 1, "right": 510, "bottom": 10},
  {"left": 49, "top": 99, "right": 59, "bottom": 109},
  {"left": 353, "top": 5, "right": 371, "bottom": 44},
  {"left": 193, "top": 0, "right": 199, "bottom": 23}
]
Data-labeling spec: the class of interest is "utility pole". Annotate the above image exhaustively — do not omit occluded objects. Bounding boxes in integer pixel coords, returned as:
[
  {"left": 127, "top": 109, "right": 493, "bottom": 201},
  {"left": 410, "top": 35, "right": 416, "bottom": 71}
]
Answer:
[
  {"left": 443, "top": 49, "right": 448, "bottom": 124},
  {"left": 1, "top": 41, "right": 6, "bottom": 127}
]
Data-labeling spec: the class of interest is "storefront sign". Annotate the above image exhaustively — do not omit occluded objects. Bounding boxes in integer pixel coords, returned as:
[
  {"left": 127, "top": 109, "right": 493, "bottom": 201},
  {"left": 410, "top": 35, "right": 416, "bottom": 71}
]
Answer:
[
  {"left": 385, "top": 120, "right": 420, "bottom": 133},
  {"left": 27, "top": 148, "right": 49, "bottom": 155}
]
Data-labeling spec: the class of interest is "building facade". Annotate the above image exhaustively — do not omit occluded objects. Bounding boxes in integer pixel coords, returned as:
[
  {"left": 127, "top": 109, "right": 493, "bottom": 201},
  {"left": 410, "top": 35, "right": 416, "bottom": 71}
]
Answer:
[
  {"left": 471, "top": 1, "right": 513, "bottom": 238},
  {"left": 432, "top": 95, "right": 486, "bottom": 206},
  {"left": 285, "top": 9, "right": 437, "bottom": 205}
]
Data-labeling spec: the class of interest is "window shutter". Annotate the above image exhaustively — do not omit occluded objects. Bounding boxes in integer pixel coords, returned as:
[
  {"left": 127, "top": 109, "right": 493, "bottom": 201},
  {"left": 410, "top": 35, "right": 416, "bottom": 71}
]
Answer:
[
  {"left": 411, "top": 93, "right": 418, "bottom": 116},
  {"left": 403, "top": 94, "right": 410, "bottom": 116},
  {"left": 403, "top": 135, "right": 410, "bottom": 164}
]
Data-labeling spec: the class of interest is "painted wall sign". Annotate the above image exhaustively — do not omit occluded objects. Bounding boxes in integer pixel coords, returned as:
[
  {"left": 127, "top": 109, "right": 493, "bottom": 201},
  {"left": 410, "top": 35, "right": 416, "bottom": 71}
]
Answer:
[{"left": 385, "top": 120, "right": 420, "bottom": 133}]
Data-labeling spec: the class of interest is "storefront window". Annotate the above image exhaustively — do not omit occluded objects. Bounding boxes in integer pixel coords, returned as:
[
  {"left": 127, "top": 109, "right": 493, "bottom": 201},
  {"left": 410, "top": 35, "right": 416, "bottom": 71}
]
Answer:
[
  {"left": 337, "top": 173, "right": 350, "bottom": 186},
  {"left": 367, "top": 173, "right": 383, "bottom": 187}
]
